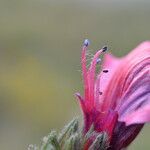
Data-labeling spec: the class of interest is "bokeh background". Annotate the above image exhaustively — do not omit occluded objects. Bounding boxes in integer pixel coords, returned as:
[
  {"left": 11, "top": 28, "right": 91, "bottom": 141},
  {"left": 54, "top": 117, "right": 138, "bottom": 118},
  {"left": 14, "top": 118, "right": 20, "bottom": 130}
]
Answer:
[{"left": 0, "top": 0, "right": 150, "bottom": 149}]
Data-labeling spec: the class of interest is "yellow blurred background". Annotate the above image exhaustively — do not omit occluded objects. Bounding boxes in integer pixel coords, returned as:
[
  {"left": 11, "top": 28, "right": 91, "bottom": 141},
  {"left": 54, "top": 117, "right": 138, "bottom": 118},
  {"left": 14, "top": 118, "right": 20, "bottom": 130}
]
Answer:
[{"left": 0, "top": 0, "right": 149, "bottom": 149}]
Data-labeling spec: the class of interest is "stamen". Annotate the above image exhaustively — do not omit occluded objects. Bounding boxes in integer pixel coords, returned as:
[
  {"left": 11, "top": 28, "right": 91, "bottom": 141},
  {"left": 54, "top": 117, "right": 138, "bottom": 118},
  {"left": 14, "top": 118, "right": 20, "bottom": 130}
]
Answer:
[
  {"left": 81, "top": 39, "right": 90, "bottom": 100},
  {"left": 83, "top": 39, "right": 90, "bottom": 47},
  {"left": 96, "top": 58, "right": 101, "bottom": 64},
  {"left": 103, "top": 70, "right": 109, "bottom": 73},
  {"left": 102, "top": 46, "right": 108, "bottom": 52},
  {"left": 99, "top": 91, "right": 103, "bottom": 95}
]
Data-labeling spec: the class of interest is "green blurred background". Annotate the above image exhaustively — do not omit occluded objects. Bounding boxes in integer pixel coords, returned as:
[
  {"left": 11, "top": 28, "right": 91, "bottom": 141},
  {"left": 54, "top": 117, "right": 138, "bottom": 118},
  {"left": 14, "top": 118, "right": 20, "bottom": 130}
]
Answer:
[{"left": 0, "top": 0, "right": 150, "bottom": 149}]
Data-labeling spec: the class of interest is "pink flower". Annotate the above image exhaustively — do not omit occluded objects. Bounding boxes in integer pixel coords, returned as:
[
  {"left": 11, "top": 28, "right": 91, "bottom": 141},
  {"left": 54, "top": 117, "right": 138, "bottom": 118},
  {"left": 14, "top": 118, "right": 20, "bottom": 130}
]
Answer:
[{"left": 76, "top": 39, "right": 150, "bottom": 150}]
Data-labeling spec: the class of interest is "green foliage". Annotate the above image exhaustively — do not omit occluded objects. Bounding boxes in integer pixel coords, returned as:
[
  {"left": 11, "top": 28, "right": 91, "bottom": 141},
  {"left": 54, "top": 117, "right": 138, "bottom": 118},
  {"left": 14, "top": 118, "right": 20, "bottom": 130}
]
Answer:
[{"left": 28, "top": 118, "right": 109, "bottom": 150}]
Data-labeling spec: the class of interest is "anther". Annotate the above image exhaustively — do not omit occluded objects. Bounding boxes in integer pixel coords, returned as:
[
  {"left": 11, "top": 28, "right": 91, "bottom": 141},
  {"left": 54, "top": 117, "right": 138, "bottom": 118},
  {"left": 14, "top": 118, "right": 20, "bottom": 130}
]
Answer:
[
  {"left": 96, "top": 58, "right": 101, "bottom": 64},
  {"left": 83, "top": 39, "right": 90, "bottom": 47},
  {"left": 103, "top": 70, "right": 109, "bottom": 73},
  {"left": 99, "top": 91, "right": 103, "bottom": 95},
  {"left": 102, "top": 46, "right": 108, "bottom": 52}
]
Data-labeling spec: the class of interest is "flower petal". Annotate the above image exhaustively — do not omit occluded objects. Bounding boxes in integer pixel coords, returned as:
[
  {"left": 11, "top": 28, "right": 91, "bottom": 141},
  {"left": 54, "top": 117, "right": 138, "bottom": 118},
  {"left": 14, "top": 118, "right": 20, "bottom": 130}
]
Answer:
[
  {"left": 118, "top": 51, "right": 150, "bottom": 125},
  {"left": 95, "top": 53, "right": 121, "bottom": 110},
  {"left": 101, "top": 41, "right": 150, "bottom": 125},
  {"left": 122, "top": 105, "right": 150, "bottom": 126},
  {"left": 100, "top": 53, "right": 121, "bottom": 96},
  {"left": 109, "top": 122, "right": 143, "bottom": 150}
]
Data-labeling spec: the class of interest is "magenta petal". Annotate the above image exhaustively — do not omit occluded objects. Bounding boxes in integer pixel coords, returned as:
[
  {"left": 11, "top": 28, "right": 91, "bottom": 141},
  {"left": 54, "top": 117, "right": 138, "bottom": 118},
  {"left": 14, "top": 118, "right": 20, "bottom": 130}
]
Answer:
[
  {"left": 100, "top": 54, "right": 122, "bottom": 112},
  {"left": 118, "top": 69, "right": 150, "bottom": 123},
  {"left": 100, "top": 110, "right": 118, "bottom": 139},
  {"left": 109, "top": 122, "right": 143, "bottom": 150},
  {"left": 95, "top": 53, "right": 121, "bottom": 110},
  {"left": 102, "top": 53, "right": 121, "bottom": 69},
  {"left": 117, "top": 53, "right": 150, "bottom": 125},
  {"left": 76, "top": 40, "right": 150, "bottom": 149},
  {"left": 100, "top": 42, "right": 150, "bottom": 124},
  {"left": 121, "top": 106, "right": 150, "bottom": 126},
  {"left": 102, "top": 53, "right": 121, "bottom": 82}
]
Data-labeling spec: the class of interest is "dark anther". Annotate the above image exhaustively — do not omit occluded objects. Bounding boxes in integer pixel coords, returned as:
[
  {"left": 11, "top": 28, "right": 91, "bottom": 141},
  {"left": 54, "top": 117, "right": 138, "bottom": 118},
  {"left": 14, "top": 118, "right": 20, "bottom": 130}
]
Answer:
[
  {"left": 103, "top": 70, "right": 109, "bottom": 73},
  {"left": 102, "top": 46, "right": 108, "bottom": 52},
  {"left": 99, "top": 91, "right": 103, "bottom": 95}
]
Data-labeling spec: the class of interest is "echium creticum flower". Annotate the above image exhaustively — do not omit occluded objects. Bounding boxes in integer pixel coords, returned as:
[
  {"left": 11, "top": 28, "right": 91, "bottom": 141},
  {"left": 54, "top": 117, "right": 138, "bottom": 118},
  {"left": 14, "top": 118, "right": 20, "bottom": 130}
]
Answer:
[
  {"left": 28, "top": 40, "right": 150, "bottom": 150},
  {"left": 75, "top": 39, "right": 150, "bottom": 150}
]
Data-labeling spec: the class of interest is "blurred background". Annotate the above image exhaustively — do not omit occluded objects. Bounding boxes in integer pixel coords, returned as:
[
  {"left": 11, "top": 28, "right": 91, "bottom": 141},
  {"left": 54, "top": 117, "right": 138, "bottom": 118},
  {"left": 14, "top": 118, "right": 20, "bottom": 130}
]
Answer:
[{"left": 0, "top": 0, "right": 150, "bottom": 149}]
